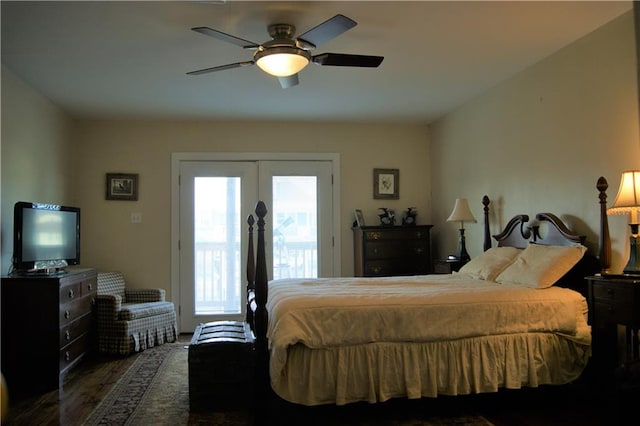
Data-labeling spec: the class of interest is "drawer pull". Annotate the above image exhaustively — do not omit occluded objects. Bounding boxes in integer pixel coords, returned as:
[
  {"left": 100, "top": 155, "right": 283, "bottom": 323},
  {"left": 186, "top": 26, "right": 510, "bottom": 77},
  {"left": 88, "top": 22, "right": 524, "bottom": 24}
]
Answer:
[
  {"left": 65, "top": 330, "right": 71, "bottom": 341},
  {"left": 372, "top": 248, "right": 379, "bottom": 255},
  {"left": 607, "top": 288, "right": 614, "bottom": 296},
  {"left": 87, "top": 283, "right": 93, "bottom": 291},
  {"left": 414, "top": 247, "right": 423, "bottom": 254},
  {"left": 65, "top": 351, "right": 70, "bottom": 362},
  {"left": 64, "top": 310, "right": 71, "bottom": 319},
  {"left": 68, "top": 289, "right": 75, "bottom": 299}
]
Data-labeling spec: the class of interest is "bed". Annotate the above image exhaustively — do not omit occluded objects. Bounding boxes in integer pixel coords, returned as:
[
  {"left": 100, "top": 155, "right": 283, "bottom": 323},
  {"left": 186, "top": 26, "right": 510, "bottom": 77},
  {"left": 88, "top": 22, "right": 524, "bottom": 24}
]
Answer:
[{"left": 245, "top": 193, "right": 604, "bottom": 407}]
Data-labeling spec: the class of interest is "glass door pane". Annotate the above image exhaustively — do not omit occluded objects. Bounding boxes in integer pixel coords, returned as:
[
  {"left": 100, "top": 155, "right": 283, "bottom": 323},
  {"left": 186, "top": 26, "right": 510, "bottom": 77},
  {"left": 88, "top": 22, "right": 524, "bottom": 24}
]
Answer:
[
  {"left": 272, "top": 176, "right": 318, "bottom": 279},
  {"left": 259, "top": 160, "right": 334, "bottom": 278},
  {"left": 193, "top": 177, "right": 241, "bottom": 314}
]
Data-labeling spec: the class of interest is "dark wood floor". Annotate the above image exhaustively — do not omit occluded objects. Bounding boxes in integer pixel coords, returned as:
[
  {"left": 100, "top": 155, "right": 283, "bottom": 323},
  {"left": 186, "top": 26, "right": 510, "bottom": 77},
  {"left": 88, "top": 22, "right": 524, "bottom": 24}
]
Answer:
[{"left": 1, "top": 334, "right": 636, "bottom": 426}]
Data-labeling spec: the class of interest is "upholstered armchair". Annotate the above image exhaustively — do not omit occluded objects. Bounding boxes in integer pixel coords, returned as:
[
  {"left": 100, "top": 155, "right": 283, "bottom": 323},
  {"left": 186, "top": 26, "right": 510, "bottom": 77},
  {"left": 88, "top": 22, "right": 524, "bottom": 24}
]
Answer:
[{"left": 96, "top": 271, "right": 178, "bottom": 355}]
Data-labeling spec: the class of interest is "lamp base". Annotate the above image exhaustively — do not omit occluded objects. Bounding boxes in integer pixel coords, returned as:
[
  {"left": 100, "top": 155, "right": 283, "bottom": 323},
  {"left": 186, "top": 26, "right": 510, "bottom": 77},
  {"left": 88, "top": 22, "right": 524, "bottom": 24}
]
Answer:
[
  {"left": 456, "top": 228, "right": 470, "bottom": 262},
  {"left": 623, "top": 228, "right": 640, "bottom": 275}
]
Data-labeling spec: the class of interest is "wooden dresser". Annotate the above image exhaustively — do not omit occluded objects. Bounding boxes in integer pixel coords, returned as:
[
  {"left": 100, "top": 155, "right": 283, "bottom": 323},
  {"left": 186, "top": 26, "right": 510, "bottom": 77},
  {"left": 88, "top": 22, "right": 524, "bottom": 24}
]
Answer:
[
  {"left": 353, "top": 225, "right": 433, "bottom": 277},
  {"left": 1, "top": 268, "right": 97, "bottom": 396}
]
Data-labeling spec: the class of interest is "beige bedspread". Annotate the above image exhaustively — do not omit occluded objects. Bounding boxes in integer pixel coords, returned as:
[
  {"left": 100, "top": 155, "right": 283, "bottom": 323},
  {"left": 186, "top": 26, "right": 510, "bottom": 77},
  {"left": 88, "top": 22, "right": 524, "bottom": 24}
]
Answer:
[{"left": 266, "top": 273, "right": 591, "bottom": 403}]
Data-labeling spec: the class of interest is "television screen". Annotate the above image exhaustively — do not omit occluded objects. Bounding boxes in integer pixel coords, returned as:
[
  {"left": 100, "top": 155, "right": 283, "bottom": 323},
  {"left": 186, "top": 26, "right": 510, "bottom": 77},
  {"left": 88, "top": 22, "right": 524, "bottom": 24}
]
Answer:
[{"left": 13, "top": 202, "right": 80, "bottom": 273}]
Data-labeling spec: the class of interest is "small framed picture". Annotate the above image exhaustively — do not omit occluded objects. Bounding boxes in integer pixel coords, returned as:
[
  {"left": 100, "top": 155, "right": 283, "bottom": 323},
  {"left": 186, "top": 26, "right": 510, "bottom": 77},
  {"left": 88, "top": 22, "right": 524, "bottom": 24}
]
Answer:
[
  {"left": 106, "top": 173, "right": 139, "bottom": 201},
  {"left": 373, "top": 168, "right": 399, "bottom": 200},
  {"left": 354, "top": 209, "right": 365, "bottom": 227}
]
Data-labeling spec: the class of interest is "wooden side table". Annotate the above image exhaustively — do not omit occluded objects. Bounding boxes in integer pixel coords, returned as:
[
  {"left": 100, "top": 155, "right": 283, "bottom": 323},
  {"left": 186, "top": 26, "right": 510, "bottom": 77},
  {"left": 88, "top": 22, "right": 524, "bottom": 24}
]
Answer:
[
  {"left": 586, "top": 275, "right": 640, "bottom": 373},
  {"left": 433, "top": 258, "right": 467, "bottom": 274}
]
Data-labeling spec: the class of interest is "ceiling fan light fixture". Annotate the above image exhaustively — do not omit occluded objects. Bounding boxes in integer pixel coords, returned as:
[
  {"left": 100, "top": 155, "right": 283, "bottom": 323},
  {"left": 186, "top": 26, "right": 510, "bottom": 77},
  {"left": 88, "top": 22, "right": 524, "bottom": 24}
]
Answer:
[{"left": 255, "top": 47, "right": 310, "bottom": 77}]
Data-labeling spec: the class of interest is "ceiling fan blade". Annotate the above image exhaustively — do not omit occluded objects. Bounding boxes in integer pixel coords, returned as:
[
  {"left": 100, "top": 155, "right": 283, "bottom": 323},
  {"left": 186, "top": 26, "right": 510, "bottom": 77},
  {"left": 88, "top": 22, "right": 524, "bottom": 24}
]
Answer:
[
  {"left": 278, "top": 74, "right": 299, "bottom": 89},
  {"left": 191, "top": 27, "right": 259, "bottom": 49},
  {"left": 297, "top": 14, "right": 356, "bottom": 48},
  {"left": 312, "top": 53, "right": 384, "bottom": 68},
  {"left": 187, "top": 61, "right": 254, "bottom": 76}
]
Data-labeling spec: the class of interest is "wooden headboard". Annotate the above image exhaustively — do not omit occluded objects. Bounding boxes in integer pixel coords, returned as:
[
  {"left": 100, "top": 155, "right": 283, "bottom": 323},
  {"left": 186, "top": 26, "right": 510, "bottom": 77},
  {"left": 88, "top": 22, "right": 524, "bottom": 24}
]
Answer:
[
  {"left": 481, "top": 197, "right": 585, "bottom": 249},
  {"left": 480, "top": 195, "right": 600, "bottom": 295}
]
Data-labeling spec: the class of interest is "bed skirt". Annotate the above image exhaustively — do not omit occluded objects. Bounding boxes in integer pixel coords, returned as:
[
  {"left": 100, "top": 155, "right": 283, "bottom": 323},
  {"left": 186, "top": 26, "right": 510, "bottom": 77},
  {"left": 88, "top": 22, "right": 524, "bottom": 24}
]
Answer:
[{"left": 271, "top": 332, "right": 591, "bottom": 406}]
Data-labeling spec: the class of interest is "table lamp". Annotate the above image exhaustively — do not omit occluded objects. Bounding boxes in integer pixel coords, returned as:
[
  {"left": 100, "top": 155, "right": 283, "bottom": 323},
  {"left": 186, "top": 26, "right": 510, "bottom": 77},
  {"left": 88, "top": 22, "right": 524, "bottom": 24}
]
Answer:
[
  {"left": 447, "top": 198, "right": 477, "bottom": 262},
  {"left": 608, "top": 170, "right": 640, "bottom": 274}
]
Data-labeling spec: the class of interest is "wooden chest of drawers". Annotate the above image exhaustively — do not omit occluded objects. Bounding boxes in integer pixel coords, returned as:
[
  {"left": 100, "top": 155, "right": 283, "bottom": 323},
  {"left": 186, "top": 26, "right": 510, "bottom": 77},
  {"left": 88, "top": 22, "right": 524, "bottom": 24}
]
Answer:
[
  {"left": 1, "top": 268, "right": 97, "bottom": 396},
  {"left": 353, "top": 225, "right": 433, "bottom": 277}
]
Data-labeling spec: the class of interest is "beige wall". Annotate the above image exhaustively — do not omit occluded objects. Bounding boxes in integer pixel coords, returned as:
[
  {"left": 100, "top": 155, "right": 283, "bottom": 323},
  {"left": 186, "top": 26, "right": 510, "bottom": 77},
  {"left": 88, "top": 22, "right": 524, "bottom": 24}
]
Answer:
[
  {"left": 1, "top": 8, "right": 637, "bottom": 295},
  {"left": 1, "top": 66, "right": 75, "bottom": 273},
  {"left": 429, "top": 11, "right": 639, "bottom": 273},
  {"left": 71, "top": 120, "right": 429, "bottom": 292}
]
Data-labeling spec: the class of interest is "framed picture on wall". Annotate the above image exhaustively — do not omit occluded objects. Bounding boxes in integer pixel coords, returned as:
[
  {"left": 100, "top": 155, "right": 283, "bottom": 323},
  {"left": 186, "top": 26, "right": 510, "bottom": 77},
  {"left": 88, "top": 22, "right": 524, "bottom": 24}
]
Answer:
[
  {"left": 373, "top": 168, "right": 399, "bottom": 200},
  {"left": 106, "top": 173, "right": 139, "bottom": 201}
]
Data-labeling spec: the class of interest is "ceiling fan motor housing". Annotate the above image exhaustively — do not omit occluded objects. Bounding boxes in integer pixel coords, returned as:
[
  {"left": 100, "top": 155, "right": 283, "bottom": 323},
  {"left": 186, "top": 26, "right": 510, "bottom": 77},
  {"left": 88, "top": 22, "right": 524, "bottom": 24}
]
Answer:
[{"left": 268, "top": 23, "right": 295, "bottom": 39}]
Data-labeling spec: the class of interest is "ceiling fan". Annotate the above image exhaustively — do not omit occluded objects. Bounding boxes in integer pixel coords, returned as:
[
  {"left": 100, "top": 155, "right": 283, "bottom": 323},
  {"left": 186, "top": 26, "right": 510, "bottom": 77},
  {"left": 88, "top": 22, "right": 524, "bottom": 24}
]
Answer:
[{"left": 187, "top": 14, "right": 384, "bottom": 88}]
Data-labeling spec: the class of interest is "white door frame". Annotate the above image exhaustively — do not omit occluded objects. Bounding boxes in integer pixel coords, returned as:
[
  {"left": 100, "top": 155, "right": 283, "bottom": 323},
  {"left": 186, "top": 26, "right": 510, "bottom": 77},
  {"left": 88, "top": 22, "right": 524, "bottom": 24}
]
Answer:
[{"left": 170, "top": 152, "right": 341, "bottom": 332}]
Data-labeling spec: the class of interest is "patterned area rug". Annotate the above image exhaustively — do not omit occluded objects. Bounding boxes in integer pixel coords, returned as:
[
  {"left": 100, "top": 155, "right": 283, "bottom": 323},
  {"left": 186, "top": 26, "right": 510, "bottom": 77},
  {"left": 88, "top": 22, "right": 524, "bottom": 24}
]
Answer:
[
  {"left": 83, "top": 343, "right": 494, "bottom": 425},
  {"left": 83, "top": 343, "right": 252, "bottom": 425}
]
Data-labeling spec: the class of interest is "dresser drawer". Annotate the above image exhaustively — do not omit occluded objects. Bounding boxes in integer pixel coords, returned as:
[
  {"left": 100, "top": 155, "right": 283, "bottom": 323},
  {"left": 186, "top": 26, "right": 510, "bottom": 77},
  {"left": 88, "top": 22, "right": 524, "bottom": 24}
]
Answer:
[
  {"left": 59, "top": 332, "right": 90, "bottom": 372},
  {"left": 59, "top": 313, "right": 92, "bottom": 348},
  {"left": 80, "top": 275, "right": 97, "bottom": 295},
  {"left": 59, "top": 295, "right": 94, "bottom": 326},
  {"left": 363, "top": 228, "right": 429, "bottom": 241},
  {"left": 60, "top": 282, "right": 83, "bottom": 302},
  {"left": 364, "top": 258, "right": 429, "bottom": 276},
  {"left": 364, "top": 261, "right": 391, "bottom": 276},
  {"left": 591, "top": 282, "right": 634, "bottom": 303},
  {"left": 365, "top": 240, "right": 428, "bottom": 259}
]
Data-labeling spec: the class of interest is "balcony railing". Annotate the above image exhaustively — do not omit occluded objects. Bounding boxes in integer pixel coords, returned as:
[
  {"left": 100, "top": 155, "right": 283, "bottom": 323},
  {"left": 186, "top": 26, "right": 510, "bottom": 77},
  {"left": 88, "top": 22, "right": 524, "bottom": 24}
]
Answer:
[
  {"left": 194, "top": 240, "right": 317, "bottom": 314},
  {"left": 274, "top": 241, "right": 318, "bottom": 279}
]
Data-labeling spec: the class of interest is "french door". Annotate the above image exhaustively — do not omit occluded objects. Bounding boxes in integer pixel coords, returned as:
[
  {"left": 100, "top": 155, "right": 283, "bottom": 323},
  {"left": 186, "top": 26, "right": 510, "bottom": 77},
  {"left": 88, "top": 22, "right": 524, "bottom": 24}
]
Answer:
[{"left": 174, "top": 155, "right": 337, "bottom": 332}]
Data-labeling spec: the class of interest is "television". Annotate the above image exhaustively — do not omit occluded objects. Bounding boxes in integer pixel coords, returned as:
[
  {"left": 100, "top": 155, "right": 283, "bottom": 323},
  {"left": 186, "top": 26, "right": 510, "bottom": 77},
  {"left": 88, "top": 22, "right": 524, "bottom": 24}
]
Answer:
[{"left": 12, "top": 201, "right": 81, "bottom": 274}]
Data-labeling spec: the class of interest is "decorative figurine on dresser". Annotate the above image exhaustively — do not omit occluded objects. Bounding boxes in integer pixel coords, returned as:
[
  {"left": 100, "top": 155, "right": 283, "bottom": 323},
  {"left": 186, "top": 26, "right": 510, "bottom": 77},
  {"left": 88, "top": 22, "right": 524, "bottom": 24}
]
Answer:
[
  {"left": 403, "top": 207, "right": 417, "bottom": 226},
  {"left": 378, "top": 208, "right": 395, "bottom": 226}
]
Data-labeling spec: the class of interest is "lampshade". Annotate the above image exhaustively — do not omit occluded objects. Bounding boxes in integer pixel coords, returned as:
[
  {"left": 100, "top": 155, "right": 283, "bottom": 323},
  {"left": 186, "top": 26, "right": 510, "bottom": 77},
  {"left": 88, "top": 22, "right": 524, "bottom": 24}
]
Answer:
[
  {"left": 447, "top": 198, "right": 477, "bottom": 226},
  {"left": 608, "top": 170, "right": 640, "bottom": 223},
  {"left": 255, "top": 47, "right": 310, "bottom": 77}
]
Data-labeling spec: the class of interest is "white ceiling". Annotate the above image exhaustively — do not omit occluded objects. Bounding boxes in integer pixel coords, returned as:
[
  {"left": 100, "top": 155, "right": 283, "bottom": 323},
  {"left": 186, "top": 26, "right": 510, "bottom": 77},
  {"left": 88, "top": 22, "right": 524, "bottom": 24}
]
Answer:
[{"left": 1, "top": 1, "right": 633, "bottom": 124}]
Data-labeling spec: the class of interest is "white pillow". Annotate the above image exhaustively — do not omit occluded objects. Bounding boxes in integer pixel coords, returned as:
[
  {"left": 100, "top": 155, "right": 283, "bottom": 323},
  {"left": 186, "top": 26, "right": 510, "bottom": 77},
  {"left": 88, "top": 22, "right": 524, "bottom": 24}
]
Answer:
[
  {"left": 457, "top": 246, "right": 522, "bottom": 281},
  {"left": 495, "top": 243, "right": 587, "bottom": 288}
]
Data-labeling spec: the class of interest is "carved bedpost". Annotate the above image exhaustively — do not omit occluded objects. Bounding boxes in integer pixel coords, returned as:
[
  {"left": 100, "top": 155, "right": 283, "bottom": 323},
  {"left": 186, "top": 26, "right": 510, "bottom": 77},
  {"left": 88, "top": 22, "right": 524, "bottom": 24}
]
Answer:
[
  {"left": 253, "top": 201, "right": 270, "bottom": 392},
  {"left": 246, "top": 214, "right": 255, "bottom": 329},
  {"left": 597, "top": 177, "right": 611, "bottom": 274},
  {"left": 482, "top": 195, "right": 491, "bottom": 251}
]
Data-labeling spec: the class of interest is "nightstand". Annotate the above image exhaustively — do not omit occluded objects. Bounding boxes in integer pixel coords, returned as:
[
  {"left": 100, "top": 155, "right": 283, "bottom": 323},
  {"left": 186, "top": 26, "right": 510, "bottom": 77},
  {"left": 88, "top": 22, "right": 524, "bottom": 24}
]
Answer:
[
  {"left": 433, "top": 258, "right": 467, "bottom": 274},
  {"left": 586, "top": 275, "right": 640, "bottom": 373}
]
